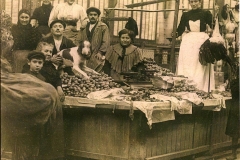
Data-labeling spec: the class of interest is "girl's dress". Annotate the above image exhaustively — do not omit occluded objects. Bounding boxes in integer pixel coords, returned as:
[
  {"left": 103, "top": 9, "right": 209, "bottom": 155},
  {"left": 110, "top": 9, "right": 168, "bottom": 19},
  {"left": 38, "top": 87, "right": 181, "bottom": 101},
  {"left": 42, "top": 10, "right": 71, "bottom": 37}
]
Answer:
[
  {"left": 105, "top": 43, "right": 143, "bottom": 81},
  {"left": 176, "top": 9, "right": 215, "bottom": 92}
]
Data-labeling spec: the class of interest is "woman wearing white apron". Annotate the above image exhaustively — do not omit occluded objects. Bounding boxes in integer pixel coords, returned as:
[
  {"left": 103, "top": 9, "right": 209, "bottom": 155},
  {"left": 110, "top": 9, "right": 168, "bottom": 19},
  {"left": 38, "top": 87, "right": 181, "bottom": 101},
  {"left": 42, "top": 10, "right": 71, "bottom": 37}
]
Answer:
[{"left": 176, "top": 0, "right": 215, "bottom": 92}]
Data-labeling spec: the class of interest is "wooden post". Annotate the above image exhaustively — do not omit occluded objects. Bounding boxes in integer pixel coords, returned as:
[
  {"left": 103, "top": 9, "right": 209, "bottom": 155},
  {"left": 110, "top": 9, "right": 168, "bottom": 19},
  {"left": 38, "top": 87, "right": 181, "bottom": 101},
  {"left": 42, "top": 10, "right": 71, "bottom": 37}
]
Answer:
[
  {"left": 107, "top": 0, "right": 118, "bottom": 44},
  {"left": 0, "top": 0, "right": 5, "bottom": 11},
  {"left": 170, "top": 0, "right": 180, "bottom": 73}
]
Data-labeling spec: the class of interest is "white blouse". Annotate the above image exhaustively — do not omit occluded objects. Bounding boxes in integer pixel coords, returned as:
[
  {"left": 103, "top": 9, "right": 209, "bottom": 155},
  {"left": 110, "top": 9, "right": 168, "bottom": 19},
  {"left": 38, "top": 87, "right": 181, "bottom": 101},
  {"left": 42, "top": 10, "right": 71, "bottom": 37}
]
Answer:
[{"left": 48, "top": 2, "right": 88, "bottom": 30}]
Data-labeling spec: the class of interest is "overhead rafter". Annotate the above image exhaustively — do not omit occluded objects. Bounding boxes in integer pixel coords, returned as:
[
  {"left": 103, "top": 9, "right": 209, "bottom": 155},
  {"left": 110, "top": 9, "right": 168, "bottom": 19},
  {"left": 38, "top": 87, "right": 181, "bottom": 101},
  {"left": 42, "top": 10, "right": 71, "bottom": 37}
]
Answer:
[
  {"left": 104, "top": 8, "right": 184, "bottom": 12},
  {"left": 125, "top": 0, "right": 172, "bottom": 8}
]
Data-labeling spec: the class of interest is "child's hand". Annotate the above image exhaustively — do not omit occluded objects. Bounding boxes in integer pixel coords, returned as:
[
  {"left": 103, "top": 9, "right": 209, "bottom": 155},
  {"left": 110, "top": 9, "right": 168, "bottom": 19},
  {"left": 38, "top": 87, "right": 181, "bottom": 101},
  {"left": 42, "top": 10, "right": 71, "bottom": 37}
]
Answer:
[{"left": 57, "top": 86, "right": 65, "bottom": 102}]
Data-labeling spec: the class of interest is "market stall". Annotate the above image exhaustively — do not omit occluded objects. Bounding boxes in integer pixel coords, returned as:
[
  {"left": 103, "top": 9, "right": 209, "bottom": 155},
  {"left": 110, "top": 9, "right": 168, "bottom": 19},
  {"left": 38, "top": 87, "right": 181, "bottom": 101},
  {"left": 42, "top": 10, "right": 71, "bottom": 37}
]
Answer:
[
  {"left": 60, "top": 59, "right": 234, "bottom": 160},
  {"left": 62, "top": 97, "right": 233, "bottom": 160}
]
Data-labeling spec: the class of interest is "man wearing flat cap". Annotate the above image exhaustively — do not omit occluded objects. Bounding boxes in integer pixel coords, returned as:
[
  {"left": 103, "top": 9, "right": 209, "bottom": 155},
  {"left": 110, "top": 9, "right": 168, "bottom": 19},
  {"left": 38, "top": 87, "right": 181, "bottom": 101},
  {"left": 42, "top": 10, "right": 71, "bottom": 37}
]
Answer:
[
  {"left": 40, "top": 19, "right": 76, "bottom": 74},
  {"left": 41, "top": 20, "right": 76, "bottom": 55},
  {"left": 77, "top": 7, "right": 110, "bottom": 72}
]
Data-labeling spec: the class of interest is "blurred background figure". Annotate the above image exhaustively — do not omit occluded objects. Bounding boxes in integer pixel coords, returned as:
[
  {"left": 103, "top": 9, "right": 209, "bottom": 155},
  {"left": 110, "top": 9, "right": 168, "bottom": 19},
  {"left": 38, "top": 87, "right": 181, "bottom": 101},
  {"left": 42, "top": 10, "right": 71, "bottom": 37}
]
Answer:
[{"left": 31, "top": 0, "right": 53, "bottom": 37}]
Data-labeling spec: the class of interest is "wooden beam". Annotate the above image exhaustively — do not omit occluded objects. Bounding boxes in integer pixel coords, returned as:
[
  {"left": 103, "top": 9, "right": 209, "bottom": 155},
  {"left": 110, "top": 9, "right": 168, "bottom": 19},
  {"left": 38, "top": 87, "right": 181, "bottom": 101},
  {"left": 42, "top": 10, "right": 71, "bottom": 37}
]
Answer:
[
  {"left": 169, "top": 0, "right": 180, "bottom": 73},
  {"left": 125, "top": 0, "right": 172, "bottom": 8},
  {"left": 104, "top": 8, "right": 213, "bottom": 12},
  {"left": 104, "top": 17, "right": 129, "bottom": 21}
]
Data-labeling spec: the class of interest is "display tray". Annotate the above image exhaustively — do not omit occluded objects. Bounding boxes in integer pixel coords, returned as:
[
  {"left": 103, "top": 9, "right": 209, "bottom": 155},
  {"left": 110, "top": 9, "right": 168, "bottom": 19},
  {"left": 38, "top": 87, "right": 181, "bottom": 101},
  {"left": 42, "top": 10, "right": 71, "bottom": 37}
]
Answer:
[
  {"left": 151, "top": 77, "right": 173, "bottom": 89},
  {"left": 203, "top": 99, "right": 221, "bottom": 106},
  {"left": 127, "top": 81, "right": 153, "bottom": 89}
]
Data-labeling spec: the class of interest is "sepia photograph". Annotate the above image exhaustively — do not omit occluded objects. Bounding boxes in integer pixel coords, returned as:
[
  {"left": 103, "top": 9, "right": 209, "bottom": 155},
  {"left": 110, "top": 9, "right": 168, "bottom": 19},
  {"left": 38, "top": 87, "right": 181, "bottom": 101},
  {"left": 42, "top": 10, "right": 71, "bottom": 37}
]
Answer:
[{"left": 1, "top": 0, "right": 239, "bottom": 159}]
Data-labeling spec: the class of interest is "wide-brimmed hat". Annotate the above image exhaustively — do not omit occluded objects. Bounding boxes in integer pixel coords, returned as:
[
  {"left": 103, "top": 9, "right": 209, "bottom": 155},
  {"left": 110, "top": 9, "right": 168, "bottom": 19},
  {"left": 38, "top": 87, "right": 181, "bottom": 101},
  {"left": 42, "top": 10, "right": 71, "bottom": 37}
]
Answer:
[
  {"left": 49, "top": 19, "right": 66, "bottom": 28},
  {"left": 86, "top": 7, "right": 101, "bottom": 15}
]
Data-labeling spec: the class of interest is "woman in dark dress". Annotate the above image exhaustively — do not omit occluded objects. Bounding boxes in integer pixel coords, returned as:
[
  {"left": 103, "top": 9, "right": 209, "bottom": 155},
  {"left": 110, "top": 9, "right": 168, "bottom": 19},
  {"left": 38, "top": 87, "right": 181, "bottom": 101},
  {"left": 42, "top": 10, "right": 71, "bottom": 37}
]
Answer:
[
  {"left": 175, "top": 0, "right": 215, "bottom": 92},
  {"left": 225, "top": 62, "right": 239, "bottom": 160},
  {"left": 12, "top": 9, "right": 42, "bottom": 51},
  {"left": 11, "top": 9, "right": 42, "bottom": 73}
]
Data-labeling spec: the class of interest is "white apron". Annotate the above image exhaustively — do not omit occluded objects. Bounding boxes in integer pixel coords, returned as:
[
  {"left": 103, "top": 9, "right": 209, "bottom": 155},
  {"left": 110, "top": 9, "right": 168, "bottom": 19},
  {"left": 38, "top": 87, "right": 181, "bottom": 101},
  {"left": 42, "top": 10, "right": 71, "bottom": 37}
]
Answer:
[{"left": 176, "top": 20, "right": 215, "bottom": 92}]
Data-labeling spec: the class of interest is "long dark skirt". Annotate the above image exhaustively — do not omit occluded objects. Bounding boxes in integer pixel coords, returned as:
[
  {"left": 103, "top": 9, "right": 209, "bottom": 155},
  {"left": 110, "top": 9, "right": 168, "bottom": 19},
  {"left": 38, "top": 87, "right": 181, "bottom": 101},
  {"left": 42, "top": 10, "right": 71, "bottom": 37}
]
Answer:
[{"left": 225, "top": 98, "right": 240, "bottom": 137}]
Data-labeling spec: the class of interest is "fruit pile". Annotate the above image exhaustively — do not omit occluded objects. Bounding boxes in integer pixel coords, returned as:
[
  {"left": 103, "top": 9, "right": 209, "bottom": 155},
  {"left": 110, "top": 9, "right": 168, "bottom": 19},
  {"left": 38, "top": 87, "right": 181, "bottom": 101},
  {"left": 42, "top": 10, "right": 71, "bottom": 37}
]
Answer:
[
  {"left": 142, "top": 58, "right": 173, "bottom": 76},
  {"left": 170, "top": 83, "right": 197, "bottom": 92},
  {"left": 61, "top": 72, "right": 121, "bottom": 97},
  {"left": 195, "top": 90, "right": 214, "bottom": 99},
  {"left": 123, "top": 87, "right": 163, "bottom": 102}
]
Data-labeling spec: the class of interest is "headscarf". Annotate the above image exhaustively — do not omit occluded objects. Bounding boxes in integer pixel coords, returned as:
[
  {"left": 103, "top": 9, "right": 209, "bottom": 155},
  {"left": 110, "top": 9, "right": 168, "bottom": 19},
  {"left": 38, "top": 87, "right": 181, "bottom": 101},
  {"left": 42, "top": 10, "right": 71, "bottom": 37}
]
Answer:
[{"left": 17, "top": 9, "right": 31, "bottom": 26}]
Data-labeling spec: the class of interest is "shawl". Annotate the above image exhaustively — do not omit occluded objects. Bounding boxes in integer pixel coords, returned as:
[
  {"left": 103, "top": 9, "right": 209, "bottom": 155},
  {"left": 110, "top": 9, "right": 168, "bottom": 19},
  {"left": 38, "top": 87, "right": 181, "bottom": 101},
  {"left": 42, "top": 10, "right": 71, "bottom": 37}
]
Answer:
[{"left": 105, "top": 43, "right": 143, "bottom": 73}]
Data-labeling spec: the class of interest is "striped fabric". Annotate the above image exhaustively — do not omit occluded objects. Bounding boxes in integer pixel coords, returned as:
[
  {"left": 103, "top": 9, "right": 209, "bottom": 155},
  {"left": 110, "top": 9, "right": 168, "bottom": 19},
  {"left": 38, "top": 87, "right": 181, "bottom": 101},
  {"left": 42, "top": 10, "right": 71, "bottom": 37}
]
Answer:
[{"left": 77, "top": 21, "right": 110, "bottom": 71}]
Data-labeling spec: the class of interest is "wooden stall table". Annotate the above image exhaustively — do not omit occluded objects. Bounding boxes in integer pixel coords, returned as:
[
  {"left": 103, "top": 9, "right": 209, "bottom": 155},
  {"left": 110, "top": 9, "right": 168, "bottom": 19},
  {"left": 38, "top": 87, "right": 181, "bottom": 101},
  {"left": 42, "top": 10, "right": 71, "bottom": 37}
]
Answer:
[{"left": 62, "top": 96, "right": 237, "bottom": 160}]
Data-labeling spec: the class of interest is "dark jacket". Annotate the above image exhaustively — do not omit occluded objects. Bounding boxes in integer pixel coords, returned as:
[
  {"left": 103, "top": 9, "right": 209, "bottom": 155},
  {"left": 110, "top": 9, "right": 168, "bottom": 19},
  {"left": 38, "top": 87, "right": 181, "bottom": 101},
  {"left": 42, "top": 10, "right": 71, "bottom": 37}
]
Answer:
[
  {"left": 22, "top": 62, "right": 62, "bottom": 89},
  {"left": 31, "top": 3, "right": 53, "bottom": 26},
  {"left": 11, "top": 24, "right": 42, "bottom": 50},
  {"left": 25, "top": 70, "right": 46, "bottom": 82},
  {"left": 176, "top": 9, "right": 212, "bottom": 37},
  {"left": 40, "top": 61, "right": 62, "bottom": 88},
  {"left": 40, "top": 35, "right": 76, "bottom": 55}
]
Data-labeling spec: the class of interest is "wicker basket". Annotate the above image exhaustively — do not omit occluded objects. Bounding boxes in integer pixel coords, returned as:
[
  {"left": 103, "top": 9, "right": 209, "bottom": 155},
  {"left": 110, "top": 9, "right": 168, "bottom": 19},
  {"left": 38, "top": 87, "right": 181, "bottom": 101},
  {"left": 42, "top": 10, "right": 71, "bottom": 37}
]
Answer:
[{"left": 151, "top": 76, "right": 173, "bottom": 89}]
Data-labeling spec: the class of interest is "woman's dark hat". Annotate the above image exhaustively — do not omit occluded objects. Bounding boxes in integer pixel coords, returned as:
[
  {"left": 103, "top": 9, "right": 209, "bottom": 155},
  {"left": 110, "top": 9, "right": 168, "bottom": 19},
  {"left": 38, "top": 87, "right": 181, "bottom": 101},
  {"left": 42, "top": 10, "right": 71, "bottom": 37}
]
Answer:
[
  {"left": 49, "top": 20, "right": 66, "bottom": 29},
  {"left": 18, "top": 9, "right": 30, "bottom": 17},
  {"left": 86, "top": 7, "right": 101, "bottom": 15},
  {"left": 27, "top": 51, "right": 45, "bottom": 61}
]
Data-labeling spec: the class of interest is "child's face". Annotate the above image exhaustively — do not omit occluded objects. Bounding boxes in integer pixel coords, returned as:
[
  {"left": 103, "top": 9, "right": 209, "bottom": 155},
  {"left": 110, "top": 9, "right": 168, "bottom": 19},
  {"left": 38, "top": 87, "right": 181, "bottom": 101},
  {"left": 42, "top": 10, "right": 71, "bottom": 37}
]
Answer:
[
  {"left": 28, "top": 58, "right": 44, "bottom": 73},
  {"left": 41, "top": 45, "right": 53, "bottom": 61}
]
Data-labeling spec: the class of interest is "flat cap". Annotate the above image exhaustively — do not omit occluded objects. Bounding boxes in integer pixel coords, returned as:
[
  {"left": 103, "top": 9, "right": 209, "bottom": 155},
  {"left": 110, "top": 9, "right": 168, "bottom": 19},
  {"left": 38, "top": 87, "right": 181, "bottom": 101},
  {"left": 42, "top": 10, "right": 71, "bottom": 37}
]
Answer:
[
  {"left": 49, "top": 19, "right": 66, "bottom": 28},
  {"left": 86, "top": 7, "right": 101, "bottom": 15},
  {"left": 27, "top": 51, "right": 45, "bottom": 61}
]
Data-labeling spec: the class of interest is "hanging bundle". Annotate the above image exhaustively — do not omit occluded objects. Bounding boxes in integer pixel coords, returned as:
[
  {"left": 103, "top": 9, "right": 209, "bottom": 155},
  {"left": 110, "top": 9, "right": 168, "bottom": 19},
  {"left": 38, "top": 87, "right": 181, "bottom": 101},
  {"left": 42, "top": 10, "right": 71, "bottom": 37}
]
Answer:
[
  {"left": 125, "top": 17, "right": 139, "bottom": 37},
  {"left": 199, "top": 18, "right": 234, "bottom": 69}
]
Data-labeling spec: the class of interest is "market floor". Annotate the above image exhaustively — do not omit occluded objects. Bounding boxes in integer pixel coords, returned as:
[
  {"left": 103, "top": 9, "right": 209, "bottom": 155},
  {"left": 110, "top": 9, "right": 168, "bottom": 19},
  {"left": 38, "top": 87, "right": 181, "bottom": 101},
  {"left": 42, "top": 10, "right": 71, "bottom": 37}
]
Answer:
[
  {"left": 192, "top": 148, "right": 240, "bottom": 160},
  {"left": 1, "top": 149, "right": 240, "bottom": 160}
]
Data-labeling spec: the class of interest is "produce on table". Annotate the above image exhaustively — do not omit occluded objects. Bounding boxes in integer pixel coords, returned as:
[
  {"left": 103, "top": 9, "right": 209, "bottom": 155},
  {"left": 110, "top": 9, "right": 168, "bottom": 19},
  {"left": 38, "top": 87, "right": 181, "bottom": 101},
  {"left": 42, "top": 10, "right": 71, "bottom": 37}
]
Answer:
[
  {"left": 61, "top": 72, "right": 121, "bottom": 97},
  {"left": 142, "top": 58, "right": 173, "bottom": 76},
  {"left": 61, "top": 57, "right": 232, "bottom": 101}
]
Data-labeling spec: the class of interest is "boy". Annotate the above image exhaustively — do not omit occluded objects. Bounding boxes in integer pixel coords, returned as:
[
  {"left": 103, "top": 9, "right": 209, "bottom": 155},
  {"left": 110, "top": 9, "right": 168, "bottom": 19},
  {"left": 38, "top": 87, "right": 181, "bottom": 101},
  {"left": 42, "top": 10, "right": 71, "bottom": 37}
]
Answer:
[
  {"left": 25, "top": 51, "right": 46, "bottom": 81},
  {"left": 23, "top": 42, "right": 65, "bottom": 102}
]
